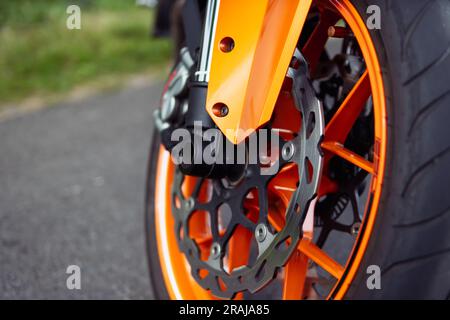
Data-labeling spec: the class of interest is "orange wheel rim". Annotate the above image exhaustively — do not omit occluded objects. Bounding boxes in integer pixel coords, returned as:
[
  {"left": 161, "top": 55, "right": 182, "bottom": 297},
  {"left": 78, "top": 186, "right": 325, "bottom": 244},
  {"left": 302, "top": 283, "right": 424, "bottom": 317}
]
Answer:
[{"left": 152, "top": 0, "right": 387, "bottom": 300}]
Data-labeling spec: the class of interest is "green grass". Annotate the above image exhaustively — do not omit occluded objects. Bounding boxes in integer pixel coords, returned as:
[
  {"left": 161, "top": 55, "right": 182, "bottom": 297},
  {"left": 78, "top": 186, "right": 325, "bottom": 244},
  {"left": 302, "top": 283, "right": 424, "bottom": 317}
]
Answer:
[{"left": 0, "top": 0, "right": 172, "bottom": 105}]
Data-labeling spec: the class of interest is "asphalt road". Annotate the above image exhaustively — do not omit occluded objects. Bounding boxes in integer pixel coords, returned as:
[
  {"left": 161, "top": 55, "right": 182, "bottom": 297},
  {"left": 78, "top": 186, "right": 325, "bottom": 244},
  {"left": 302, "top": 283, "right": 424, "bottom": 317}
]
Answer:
[{"left": 0, "top": 83, "right": 163, "bottom": 299}]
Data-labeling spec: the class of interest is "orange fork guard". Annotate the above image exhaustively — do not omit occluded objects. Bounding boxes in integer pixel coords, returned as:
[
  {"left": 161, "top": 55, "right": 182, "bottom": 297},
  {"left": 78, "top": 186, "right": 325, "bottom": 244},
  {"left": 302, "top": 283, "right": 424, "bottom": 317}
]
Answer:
[{"left": 206, "top": 0, "right": 313, "bottom": 144}]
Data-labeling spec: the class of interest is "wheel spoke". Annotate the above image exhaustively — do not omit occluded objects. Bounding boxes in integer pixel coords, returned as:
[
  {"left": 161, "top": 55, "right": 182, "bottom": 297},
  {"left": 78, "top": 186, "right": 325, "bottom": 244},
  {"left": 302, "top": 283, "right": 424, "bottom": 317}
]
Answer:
[
  {"left": 325, "top": 70, "right": 371, "bottom": 143},
  {"left": 298, "top": 239, "right": 344, "bottom": 279},
  {"left": 195, "top": 230, "right": 225, "bottom": 246},
  {"left": 192, "top": 178, "right": 205, "bottom": 198},
  {"left": 188, "top": 209, "right": 211, "bottom": 242},
  {"left": 282, "top": 250, "right": 309, "bottom": 300},
  {"left": 195, "top": 236, "right": 212, "bottom": 246},
  {"left": 268, "top": 210, "right": 285, "bottom": 233},
  {"left": 269, "top": 163, "right": 298, "bottom": 205},
  {"left": 302, "top": 11, "right": 339, "bottom": 75},
  {"left": 318, "top": 175, "right": 339, "bottom": 196},
  {"left": 321, "top": 141, "right": 375, "bottom": 174},
  {"left": 228, "top": 226, "right": 253, "bottom": 272}
]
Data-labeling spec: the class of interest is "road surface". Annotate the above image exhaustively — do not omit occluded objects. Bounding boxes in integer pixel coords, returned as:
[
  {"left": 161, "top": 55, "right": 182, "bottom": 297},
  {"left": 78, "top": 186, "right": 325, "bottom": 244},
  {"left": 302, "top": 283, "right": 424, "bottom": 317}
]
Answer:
[{"left": 0, "top": 83, "right": 163, "bottom": 299}]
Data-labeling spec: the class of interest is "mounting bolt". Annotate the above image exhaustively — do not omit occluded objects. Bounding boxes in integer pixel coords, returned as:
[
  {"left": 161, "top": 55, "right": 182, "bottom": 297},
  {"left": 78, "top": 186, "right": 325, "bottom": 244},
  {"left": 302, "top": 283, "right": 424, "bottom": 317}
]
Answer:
[
  {"left": 351, "top": 222, "right": 361, "bottom": 236},
  {"left": 212, "top": 103, "right": 229, "bottom": 117},
  {"left": 219, "top": 37, "right": 235, "bottom": 53},
  {"left": 282, "top": 141, "right": 296, "bottom": 161},
  {"left": 255, "top": 223, "right": 268, "bottom": 242},
  {"left": 210, "top": 242, "right": 221, "bottom": 259},
  {"left": 185, "top": 198, "right": 194, "bottom": 210}
]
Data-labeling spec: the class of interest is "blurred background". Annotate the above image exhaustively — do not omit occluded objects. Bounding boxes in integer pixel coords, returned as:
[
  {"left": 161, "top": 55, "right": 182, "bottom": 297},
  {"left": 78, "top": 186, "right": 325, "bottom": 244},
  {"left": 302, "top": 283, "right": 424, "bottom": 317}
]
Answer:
[
  {"left": 0, "top": 0, "right": 174, "bottom": 299},
  {"left": 0, "top": 0, "right": 172, "bottom": 108}
]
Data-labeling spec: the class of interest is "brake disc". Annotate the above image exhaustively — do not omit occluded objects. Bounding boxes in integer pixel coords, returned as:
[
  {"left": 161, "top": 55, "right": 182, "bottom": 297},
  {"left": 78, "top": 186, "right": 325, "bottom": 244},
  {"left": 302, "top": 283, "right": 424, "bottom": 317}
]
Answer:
[{"left": 171, "top": 49, "right": 324, "bottom": 298}]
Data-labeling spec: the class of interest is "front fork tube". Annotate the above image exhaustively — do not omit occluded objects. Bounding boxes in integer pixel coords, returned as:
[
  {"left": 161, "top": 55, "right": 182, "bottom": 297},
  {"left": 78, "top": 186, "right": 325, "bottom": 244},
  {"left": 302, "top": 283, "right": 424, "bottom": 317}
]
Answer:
[{"left": 185, "top": 0, "right": 220, "bottom": 129}]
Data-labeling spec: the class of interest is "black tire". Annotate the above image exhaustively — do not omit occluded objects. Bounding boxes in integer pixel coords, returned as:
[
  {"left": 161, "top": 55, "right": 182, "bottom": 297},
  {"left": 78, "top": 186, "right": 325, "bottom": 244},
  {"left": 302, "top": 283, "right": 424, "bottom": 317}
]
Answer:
[
  {"left": 145, "top": 0, "right": 450, "bottom": 299},
  {"left": 345, "top": 0, "right": 450, "bottom": 299},
  {"left": 145, "top": 131, "right": 171, "bottom": 299}
]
